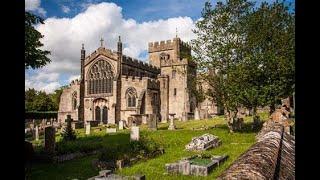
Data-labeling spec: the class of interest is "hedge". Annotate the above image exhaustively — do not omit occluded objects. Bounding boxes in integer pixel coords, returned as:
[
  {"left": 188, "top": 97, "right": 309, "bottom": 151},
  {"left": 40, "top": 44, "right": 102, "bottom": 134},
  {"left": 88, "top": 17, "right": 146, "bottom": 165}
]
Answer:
[{"left": 25, "top": 111, "right": 58, "bottom": 120}]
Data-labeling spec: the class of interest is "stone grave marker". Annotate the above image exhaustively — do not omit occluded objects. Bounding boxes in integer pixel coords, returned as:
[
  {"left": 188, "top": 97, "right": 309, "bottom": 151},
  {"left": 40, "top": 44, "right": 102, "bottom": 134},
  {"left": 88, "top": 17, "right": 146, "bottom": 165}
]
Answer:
[
  {"left": 119, "top": 120, "right": 124, "bottom": 130},
  {"left": 168, "top": 113, "right": 176, "bottom": 130},
  {"left": 148, "top": 114, "right": 157, "bottom": 130},
  {"left": 35, "top": 125, "right": 39, "bottom": 141},
  {"left": 130, "top": 126, "right": 140, "bottom": 141},
  {"left": 44, "top": 126, "right": 55, "bottom": 155},
  {"left": 85, "top": 122, "right": 91, "bottom": 135},
  {"left": 194, "top": 107, "right": 200, "bottom": 120}
]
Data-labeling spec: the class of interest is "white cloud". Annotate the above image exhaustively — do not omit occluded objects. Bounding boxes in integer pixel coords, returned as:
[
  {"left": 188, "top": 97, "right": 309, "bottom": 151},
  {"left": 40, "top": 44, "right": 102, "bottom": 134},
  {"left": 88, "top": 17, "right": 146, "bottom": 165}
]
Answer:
[
  {"left": 25, "top": 70, "right": 61, "bottom": 93},
  {"left": 25, "top": 77, "right": 61, "bottom": 93},
  {"left": 27, "top": 2, "right": 196, "bottom": 92},
  {"left": 25, "top": 0, "right": 47, "bottom": 16},
  {"left": 61, "top": 5, "right": 71, "bottom": 13},
  {"left": 68, "top": 75, "right": 80, "bottom": 82}
]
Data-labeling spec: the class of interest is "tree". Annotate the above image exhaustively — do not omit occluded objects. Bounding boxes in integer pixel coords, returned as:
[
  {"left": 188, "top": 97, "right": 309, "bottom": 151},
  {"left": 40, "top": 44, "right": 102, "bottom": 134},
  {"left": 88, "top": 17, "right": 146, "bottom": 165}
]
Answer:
[
  {"left": 25, "top": 88, "right": 37, "bottom": 111},
  {"left": 49, "top": 85, "right": 68, "bottom": 110},
  {"left": 33, "top": 91, "right": 55, "bottom": 111},
  {"left": 61, "top": 117, "right": 77, "bottom": 141},
  {"left": 25, "top": 88, "right": 56, "bottom": 111},
  {"left": 192, "top": 0, "right": 294, "bottom": 132},
  {"left": 241, "top": 1, "right": 295, "bottom": 115},
  {"left": 25, "top": 12, "right": 51, "bottom": 69},
  {"left": 191, "top": 0, "right": 254, "bottom": 132}
]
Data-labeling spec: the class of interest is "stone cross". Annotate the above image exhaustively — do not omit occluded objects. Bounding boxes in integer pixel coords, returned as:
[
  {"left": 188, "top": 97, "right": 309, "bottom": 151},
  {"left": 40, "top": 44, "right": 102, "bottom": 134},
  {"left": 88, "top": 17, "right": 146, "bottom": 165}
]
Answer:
[
  {"left": 35, "top": 125, "right": 39, "bottom": 141},
  {"left": 44, "top": 126, "right": 55, "bottom": 155},
  {"left": 100, "top": 37, "right": 104, "bottom": 47},
  {"left": 130, "top": 126, "right": 139, "bottom": 141},
  {"left": 85, "top": 122, "right": 91, "bottom": 135}
]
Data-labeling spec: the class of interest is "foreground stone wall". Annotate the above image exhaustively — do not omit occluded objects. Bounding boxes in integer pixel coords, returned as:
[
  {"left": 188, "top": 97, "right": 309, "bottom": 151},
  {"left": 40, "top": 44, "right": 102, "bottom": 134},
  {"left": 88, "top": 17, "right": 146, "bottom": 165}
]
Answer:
[{"left": 218, "top": 121, "right": 295, "bottom": 180}]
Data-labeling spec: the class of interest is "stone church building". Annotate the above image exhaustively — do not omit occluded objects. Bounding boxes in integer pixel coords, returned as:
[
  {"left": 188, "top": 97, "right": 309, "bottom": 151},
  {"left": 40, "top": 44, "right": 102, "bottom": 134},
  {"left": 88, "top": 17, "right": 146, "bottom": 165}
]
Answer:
[{"left": 58, "top": 36, "right": 220, "bottom": 125}]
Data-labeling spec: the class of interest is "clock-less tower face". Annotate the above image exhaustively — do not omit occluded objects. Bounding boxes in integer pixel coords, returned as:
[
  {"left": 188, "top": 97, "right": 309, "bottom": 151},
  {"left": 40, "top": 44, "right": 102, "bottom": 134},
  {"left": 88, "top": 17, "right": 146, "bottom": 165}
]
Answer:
[{"left": 160, "top": 52, "right": 170, "bottom": 66}]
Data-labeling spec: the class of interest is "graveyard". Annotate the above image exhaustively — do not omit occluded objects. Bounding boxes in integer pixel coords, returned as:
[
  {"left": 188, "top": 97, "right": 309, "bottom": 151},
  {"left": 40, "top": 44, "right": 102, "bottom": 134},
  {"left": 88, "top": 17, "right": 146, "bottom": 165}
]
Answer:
[{"left": 27, "top": 113, "right": 269, "bottom": 180}]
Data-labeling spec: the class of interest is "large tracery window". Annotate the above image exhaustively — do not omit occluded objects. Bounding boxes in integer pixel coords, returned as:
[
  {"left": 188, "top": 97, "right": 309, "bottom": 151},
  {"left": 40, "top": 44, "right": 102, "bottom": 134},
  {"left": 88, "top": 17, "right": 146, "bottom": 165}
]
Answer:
[
  {"left": 126, "top": 87, "right": 137, "bottom": 107},
  {"left": 87, "top": 60, "right": 114, "bottom": 95}
]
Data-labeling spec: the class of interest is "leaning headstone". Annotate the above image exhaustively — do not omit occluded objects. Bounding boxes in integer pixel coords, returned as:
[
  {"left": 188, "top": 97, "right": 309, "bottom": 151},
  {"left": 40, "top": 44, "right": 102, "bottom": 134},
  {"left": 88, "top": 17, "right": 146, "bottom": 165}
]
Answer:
[
  {"left": 130, "top": 126, "right": 140, "bottom": 141},
  {"left": 35, "top": 125, "right": 39, "bottom": 141},
  {"left": 85, "top": 122, "right": 91, "bottom": 135},
  {"left": 119, "top": 120, "right": 124, "bottom": 130},
  {"left": 44, "top": 126, "right": 55, "bottom": 155}
]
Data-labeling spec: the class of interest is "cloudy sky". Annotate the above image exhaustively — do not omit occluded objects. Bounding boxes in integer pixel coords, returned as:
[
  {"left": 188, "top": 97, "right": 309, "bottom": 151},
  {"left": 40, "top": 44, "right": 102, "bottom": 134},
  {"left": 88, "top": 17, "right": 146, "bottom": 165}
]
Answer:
[{"left": 25, "top": 0, "right": 294, "bottom": 93}]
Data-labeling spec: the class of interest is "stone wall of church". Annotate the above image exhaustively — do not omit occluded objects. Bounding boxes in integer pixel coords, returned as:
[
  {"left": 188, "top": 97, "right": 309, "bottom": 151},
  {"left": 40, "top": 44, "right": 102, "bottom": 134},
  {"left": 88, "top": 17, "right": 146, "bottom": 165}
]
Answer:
[
  {"left": 83, "top": 80, "right": 117, "bottom": 124},
  {"left": 161, "top": 65, "right": 188, "bottom": 120},
  {"left": 58, "top": 81, "right": 80, "bottom": 123},
  {"left": 120, "top": 76, "right": 160, "bottom": 124}
]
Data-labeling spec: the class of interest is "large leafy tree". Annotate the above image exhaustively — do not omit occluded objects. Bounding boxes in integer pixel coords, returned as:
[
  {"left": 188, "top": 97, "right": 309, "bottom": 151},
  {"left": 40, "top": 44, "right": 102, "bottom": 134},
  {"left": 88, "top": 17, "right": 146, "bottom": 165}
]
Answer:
[
  {"left": 191, "top": 0, "right": 254, "bottom": 131},
  {"left": 192, "top": 0, "right": 294, "bottom": 132},
  {"left": 242, "top": 1, "right": 295, "bottom": 115},
  {"left": 25, "top": 12, "right": 51, "bottom": 69},
  {"left": 25, "top": 87, "right": 66, "bottom": 111}
]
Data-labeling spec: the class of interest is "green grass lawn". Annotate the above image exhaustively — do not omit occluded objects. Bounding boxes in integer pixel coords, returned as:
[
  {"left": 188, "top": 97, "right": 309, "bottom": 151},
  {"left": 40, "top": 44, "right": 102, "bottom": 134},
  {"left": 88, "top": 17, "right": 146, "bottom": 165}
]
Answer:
[{"left": 29, "top": 113, "right": 267, "bottom": 180}]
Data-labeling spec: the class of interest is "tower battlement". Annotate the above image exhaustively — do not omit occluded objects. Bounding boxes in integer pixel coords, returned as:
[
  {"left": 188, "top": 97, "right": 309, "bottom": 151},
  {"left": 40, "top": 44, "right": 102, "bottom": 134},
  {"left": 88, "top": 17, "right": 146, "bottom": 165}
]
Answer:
[
  {"left": 148, "top": 38, "right": 191, "bottom": 53},
  {"left": 122, "top": 55, "right": 160, "bottom": 73}
]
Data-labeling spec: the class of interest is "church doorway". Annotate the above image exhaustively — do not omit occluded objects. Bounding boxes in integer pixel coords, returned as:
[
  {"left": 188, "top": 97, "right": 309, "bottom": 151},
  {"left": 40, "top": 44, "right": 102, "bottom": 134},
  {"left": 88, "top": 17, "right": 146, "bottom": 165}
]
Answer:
[
  {"left": 95, "top": 106, "right": 101, "bottom": 121},
  {"left": 93, "top": 98, "right": 108, "bottom": 124},
  {"left": 102, "top": 106, "right": 108, "bottom": 124}
]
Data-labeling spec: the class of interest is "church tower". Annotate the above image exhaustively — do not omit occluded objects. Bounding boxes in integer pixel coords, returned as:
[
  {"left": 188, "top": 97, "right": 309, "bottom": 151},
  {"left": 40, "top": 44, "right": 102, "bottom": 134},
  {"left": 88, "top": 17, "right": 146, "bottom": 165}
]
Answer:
[{"left": 148, "top": 37, "right": 195, "bottom": 121}]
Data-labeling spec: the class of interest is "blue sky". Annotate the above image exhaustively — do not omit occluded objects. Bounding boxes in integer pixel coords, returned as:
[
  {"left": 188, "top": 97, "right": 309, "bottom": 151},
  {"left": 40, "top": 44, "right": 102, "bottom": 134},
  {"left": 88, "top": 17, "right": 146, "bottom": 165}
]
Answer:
[
  {"left": 31, "top": 0, "right": 295, "bottom": 21},
  {"left": 25, "top": 0, "right": 295, "bottom": 93}
]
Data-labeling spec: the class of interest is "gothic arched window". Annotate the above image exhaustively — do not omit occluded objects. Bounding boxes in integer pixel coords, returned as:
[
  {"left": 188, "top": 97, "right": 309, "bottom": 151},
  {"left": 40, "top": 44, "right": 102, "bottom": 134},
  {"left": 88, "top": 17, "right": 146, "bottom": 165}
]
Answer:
[
  {"left": 126, "top": 87, "right": 137, "bottom": 107},
  {"left": 72, "top": 92, "right": 77, "bottom": 110},
  {"left": 87, "top": 60, "right": 114, "bottom": 95}
]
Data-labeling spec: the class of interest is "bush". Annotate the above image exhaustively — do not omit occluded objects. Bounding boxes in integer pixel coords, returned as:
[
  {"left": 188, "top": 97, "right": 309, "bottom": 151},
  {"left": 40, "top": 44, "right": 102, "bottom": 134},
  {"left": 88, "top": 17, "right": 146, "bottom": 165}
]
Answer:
[
  {"left": 55, "top": 136, "right": 104, "bottom": 155},
  {"left": 98, "top": 146, "right": 121, "bottom": 162}
]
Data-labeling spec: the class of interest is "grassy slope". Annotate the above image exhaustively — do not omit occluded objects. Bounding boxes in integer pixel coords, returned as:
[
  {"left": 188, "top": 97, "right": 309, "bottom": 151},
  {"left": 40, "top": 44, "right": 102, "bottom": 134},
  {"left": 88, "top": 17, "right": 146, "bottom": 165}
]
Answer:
[{"left": 29, "top": 113, "right": 267, "bottom": 180}]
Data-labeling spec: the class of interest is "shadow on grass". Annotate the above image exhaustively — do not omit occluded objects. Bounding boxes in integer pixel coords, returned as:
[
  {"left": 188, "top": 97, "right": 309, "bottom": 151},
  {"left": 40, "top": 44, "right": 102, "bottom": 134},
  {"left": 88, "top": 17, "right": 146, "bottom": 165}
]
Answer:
[
  {"left": 237, "top": 121, "right": 263, "bottom": 133},
  {"left": 209, "top": 123, "right": 262, "bottom": 134}
]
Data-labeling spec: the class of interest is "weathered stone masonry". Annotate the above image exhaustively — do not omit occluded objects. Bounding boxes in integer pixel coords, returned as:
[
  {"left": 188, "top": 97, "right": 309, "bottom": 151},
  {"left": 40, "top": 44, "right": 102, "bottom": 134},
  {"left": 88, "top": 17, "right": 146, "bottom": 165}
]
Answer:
[{"left": 58, "top": 37, "right": 221, "bottom": 125}]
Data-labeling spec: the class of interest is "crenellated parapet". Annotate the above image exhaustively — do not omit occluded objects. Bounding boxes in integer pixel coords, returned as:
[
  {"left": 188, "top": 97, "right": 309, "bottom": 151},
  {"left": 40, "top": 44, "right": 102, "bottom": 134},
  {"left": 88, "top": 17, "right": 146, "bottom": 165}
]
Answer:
[
  {"left": 69, "top": 79, "right": 80, "bottom": 86},
  {"left": 148, "top": 39, "right": 175, "bottom": 53},
  {"left": 122, "top": 55, "right": 160, "bottom": 73},
  {"left": 147, "top": 78, "right": 160, "bottom": 90},
  {"left": 148, "top": 37, "right": 191, "bottom": 53}
]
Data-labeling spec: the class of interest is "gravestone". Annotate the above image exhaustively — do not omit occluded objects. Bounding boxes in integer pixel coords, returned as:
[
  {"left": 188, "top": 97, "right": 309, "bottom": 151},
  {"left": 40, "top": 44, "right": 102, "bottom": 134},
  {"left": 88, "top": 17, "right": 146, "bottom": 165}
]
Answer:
[
  {"left": 35, "top": 125, "right": 39, "bottom": 141},
  {"left": 119, "top": 120, "right": 124, "bottom": 130},
  {"left": 185, "top": 134, "right": 221, "bottom": 151},
  {"left": 194, "top": 107, "right": 200, "bottom": 120},
  {"left": 148, "top": 114, "right": 157, "bottom": 130},
  {"left": 130, "top": 126, "right": 140, "bottom": 141},
  {"left": 29, "top": 123, "right": 34, "bottom": 129},
  {"left": 44, "top": 126, "right": 55, "bottom": 155},
  {"left": 85, "top": 122, "right": 91, "bottom": 135},
  {"left": 168, "top": 113, "right": 176, "bottom": 130}
]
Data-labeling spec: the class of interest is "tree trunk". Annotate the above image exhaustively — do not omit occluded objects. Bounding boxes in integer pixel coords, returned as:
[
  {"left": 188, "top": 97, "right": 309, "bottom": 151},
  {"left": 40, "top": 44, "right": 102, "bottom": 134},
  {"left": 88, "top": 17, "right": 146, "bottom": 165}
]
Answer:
[
  {"left": 270, "top": 102, "right": 275, "bottom": 116},
  {"left": 252, "top": 106, "right": 260, "bottom": 129}
]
